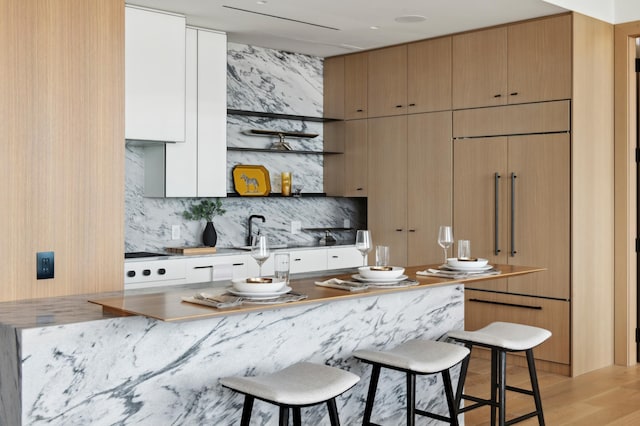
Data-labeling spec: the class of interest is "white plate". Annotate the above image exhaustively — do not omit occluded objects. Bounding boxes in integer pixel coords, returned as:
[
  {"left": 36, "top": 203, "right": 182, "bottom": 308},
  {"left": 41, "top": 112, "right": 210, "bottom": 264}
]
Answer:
[
  {"left": 441, "top": 264, "right": 494, "bottom": 272},
  {"left": 352, "top": 274, "right": 409, "bottom": 283},
  {"left": 227, "top": 286, "right": 292, "bottom": 299}
]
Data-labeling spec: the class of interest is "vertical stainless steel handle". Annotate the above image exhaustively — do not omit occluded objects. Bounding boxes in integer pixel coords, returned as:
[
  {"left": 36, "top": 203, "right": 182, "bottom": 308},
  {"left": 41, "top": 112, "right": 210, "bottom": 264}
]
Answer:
[
  {"left": 511, "top": 173, "right": 517, "bottom": 256},
  {"left": 494, "top": 172, "right": 501, "bottom": 255}
]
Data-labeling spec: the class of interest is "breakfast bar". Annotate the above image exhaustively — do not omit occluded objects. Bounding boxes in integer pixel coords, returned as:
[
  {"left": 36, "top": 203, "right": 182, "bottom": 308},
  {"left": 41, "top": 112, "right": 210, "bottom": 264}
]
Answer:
[{"left": 0, "top": 265, "right": 542, "bottom": 425}]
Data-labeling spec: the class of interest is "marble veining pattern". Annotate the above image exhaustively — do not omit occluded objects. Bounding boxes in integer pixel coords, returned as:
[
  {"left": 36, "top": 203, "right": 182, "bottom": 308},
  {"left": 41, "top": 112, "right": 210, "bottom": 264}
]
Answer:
[
  {"left": 0, "top": 324, "right": 19, "bottom": 426},
  {"left": 125, "top": 42, "right": 365, "bottom": 253},
  {"left": 18, "top": 285, "right": 464, "bottom": 425}
]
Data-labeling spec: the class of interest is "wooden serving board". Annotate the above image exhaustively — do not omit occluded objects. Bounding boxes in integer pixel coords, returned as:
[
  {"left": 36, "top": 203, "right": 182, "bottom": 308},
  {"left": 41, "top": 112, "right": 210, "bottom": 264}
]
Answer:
[{"left": 166, "top": 246, "right": 217, "bottom": 255}]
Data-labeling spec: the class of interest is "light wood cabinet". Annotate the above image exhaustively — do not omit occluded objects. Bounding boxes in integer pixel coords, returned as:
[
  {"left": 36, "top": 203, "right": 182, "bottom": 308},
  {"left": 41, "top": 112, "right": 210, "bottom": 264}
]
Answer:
[
  {"left": 344, "top": 120, "right": 368, "bottom": 196},
  {"left": 453, "top": 103, "right": 570, "bottom": 300},
  {"left": 465, "top": 290, "right": 570, "bottom": 365},
  {"left": 345, "top": 53, "right": 368, "bottom": 119},
  {"left": 368, "top": 112, "right": 452, "bottom": 266},
  {"left": 368, "top": 45, "right": 408, "bottom": 118},
  {"left": 452, "top": 14, "right": 571, "bottom": 109},
  {"left": 125, "top": 6, "right": 186, "bottom": 142},
  {"left": 408, "top": 37, "right": 452, "bottom": 113},
  {"left": 323, "top": 56, "right": 344, "bottom": 119}
]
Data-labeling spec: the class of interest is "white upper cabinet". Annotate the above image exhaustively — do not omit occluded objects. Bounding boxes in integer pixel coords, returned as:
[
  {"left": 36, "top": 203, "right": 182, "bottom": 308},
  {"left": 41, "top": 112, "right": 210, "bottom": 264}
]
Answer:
[
  {"left": 125, "top": 6, "right": 186, "bottom": 142},
  {"left": 163, "top": 28, "right": 227, "bottom": 197}
]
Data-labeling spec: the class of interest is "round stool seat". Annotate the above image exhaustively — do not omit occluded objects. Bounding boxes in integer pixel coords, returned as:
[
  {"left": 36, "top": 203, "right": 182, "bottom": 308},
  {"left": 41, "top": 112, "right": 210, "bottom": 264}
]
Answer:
[
  {"left": 354, "top": 339, "right": 470, "bottom": 373},
  {"left": 448, "top": 321, "right": 551, "bottom": 351},
  {"left": 220, "top": 362, "right": 360, "bottom": 406}
]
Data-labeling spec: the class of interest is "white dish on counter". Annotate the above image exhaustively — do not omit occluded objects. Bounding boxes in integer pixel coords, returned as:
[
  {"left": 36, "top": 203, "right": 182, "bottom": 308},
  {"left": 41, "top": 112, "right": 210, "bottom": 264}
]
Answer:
[
  {"left": 227, "top": 286, "right": 292, "bottom": 299},
  {"left": 446, "top": 258, "right": 489, "bottom": 269},
  {"left": 442, "top": 263, "right": 493, "bottom": 272},
  {"left": 352, "top": 274, "right": 409, "bottom": 283},
  {"left": 358, "top": 266, "right": 405, "bottom": 280},
  {"left": 231, "top": 278, "right": 286, "bottom": 293}
]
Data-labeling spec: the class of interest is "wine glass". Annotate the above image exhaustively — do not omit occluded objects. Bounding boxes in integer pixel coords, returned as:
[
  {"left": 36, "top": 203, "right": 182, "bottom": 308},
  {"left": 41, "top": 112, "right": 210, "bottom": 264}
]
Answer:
[
  {"left": 355, "top": 230, "right": 372, "bottom": 266},
  {"left": 438, "top": 226, "right": 454, "bottom": 264},
  {"left": 251, "top": 235, "right": 270, "bottom": 277}
]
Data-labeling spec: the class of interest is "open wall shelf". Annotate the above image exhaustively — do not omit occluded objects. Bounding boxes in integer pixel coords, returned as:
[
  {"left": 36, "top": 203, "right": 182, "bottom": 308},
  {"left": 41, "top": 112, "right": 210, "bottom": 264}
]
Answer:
[{"left": 227, "top": 109, "right": 340, "bottom": 122}]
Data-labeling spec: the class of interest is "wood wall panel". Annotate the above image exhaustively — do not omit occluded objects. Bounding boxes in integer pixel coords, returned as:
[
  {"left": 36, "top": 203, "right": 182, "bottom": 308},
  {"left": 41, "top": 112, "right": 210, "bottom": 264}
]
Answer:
[{"left": 0, "top": 0, "right": 124, "bottom": 302}]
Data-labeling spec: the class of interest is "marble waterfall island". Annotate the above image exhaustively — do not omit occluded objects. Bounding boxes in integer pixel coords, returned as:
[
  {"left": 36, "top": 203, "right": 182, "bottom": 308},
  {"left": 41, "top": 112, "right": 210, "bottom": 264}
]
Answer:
[{"left": 1, "top": 265, "right": 542, "bottom": 425}]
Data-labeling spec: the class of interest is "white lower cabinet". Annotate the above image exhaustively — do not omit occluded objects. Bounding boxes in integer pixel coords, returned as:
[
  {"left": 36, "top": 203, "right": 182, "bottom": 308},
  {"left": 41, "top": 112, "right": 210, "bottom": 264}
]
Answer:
[
  {"left": 289, "top": 250, "right": 328, "bottom": 274},
  {"left": 185, "top": 255, "right": 249, "bottom": 283},
  {"left": 327, "top": 247, "right": 362, "bottom": 269}
]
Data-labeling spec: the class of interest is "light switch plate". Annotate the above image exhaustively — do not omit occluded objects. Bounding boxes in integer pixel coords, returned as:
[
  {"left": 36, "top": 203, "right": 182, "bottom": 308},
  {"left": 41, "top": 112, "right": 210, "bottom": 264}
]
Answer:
[
  {"left": 171, "top": 225, "right": 180, "bottom": 240},
  {"left": 343, "top": 219, "right": 350, "bottom": 228}
]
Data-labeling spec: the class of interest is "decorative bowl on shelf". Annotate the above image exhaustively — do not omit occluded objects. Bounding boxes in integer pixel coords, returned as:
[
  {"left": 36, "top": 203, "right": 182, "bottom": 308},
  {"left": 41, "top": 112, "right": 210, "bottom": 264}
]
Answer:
[
  {"left": 231, "top": 277, "right": 286, "bottom": 293},
  {"left": 357, "top": 266, "right": 405, "bottom": 280}
]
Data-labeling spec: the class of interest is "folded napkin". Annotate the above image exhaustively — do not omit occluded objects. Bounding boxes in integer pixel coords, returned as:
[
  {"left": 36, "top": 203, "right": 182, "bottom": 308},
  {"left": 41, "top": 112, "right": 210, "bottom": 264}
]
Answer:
[
  {"left": 182, "top": 292, "right": 243, "bottom": 309},
  {"left": 241, "top": 292, "right": 308, "bottom": 305},
  {"left": 417, "top": 268, "right": 501, "bottom": 279},
  {"left": 367, "top": 279, "right": 419, "bottom": 288},
  {"left": 315, "top": 278, "right": 369, "bottom": 292}
]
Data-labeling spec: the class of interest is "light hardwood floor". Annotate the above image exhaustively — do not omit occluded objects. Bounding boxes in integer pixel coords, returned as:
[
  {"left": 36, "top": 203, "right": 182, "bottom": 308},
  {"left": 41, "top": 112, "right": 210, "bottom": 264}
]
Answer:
[{"left": 462, "top": 356, "right": 640, "bottom": 425}]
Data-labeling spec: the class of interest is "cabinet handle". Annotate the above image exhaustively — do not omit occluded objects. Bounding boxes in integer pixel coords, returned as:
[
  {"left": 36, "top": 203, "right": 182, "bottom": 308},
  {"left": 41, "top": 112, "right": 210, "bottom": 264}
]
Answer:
[
  {"left": 468, "top": 298, "right": 542, "bottom": 310},
  {"left": 408, "top": 103, "right": 416, "bottom": 107},
  {"left": 510, "top": 92, "right": 519, "bottom": 96},
  {"left": 395, "top": 105, "right": 403, "bottom": 108},
  {"left": 395, "top": 228, "right": 403, "bottom": 232},
  {"left": 493, "top": 94, "right": 502, "bottom": 98},
  {"left": 331, "top": 255, "right": 339, "bottom": 258},
  {"left": 356, "top": 108, "right": 364, "bottom": 112},
  {"left": 511, "top": 173, "right": 517, "bottom": 257},
  {"left": 409, "top": 229, "right": 416, "bottom": 232},
  {"left": 194, "top": 265, "right": 213, "bottom": 269},
  {"left": 494, "top": 172, "right": 501, "bottom": 255},
  {"left": 294, "top": 258, "right": 302, "bottom": 262},
  {"left": 232, "top": 263, "right": 244, "bottom": 266},
  {"left": 356, "top": 187, "right": 363, "bottom": 191}
]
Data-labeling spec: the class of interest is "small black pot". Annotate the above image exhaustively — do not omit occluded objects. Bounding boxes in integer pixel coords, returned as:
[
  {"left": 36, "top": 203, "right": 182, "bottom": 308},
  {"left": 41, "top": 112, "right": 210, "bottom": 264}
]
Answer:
[{"left": 203, "top": 221, "right": 217, "bottom": 247}]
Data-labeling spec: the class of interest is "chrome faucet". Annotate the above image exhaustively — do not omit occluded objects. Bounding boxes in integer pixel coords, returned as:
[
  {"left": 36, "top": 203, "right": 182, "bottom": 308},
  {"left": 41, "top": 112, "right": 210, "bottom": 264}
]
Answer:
[{"left": 247, "top": 215, "right": 266, "bottom": 245}]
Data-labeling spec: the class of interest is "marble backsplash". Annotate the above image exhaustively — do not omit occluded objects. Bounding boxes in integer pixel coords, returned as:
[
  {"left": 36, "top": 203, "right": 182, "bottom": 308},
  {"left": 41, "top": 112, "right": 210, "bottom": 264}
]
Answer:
[{"left": 125, "top": 42, "right": 365, "bottom": 252}]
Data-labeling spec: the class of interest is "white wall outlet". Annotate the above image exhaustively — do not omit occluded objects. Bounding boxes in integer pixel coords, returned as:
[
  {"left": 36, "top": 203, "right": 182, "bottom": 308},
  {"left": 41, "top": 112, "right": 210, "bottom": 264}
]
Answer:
[
  {"left": 171, "top": 225, "right": 181, "bottom": 240},
  {"left": 291, "top": 220, "right": 302, "bottom": 235},
  {"left": 343, "top": 219, "right": 350, "bottom": 229}
]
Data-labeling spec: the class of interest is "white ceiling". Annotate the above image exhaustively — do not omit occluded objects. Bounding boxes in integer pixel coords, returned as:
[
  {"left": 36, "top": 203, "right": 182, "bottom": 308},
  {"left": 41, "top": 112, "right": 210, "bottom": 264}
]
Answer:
[{"left": 126, "top": 0, "right": 570, "bottom": 57}]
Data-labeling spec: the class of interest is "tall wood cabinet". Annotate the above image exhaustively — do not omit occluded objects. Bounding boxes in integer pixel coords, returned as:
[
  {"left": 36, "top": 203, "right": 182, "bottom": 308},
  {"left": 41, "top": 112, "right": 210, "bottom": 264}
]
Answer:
[{"left": 368, "top": 112, "right": 452, "bottom": 266}]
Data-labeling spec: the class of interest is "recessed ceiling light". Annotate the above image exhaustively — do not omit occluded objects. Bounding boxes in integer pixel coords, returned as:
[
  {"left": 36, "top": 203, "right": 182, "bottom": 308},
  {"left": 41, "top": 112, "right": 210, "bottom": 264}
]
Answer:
[
  {"left": 394, "top": 15, "right": 426, "bottom": 23},
  {"left": 369, "top": 26, "right": 379, "bottom": 30},
  {"left": 256, "top": 0, "right": 267, "bottom": 4}
]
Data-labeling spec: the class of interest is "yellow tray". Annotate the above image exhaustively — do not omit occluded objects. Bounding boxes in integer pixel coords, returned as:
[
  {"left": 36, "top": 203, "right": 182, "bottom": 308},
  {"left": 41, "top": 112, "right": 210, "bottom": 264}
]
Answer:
[{"left": 232, "top": 165, "right": 271, "bottom": 196}]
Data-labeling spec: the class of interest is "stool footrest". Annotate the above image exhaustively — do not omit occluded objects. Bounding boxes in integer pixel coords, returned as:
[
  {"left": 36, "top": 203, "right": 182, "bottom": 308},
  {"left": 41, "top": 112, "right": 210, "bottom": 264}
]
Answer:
[
  {"left": 458, "top": 394, "right": 498, "bottom": 413},
  {"left": 505, "top": 410, "right": 540, "bottom": 425},
  {"left": 505, "top": 384, "right": 534, "bottom": 396},
  {"left": 414, "top": 408, "right": 454, "bottom": 423}
]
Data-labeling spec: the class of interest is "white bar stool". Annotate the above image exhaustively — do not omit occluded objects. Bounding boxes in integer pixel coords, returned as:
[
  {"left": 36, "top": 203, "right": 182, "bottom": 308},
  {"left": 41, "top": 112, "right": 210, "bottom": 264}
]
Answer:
[
  {"left": 448, "top": 321, "right": 552, "bottom": 426},
  {"left": 220, "top": 362, "right": 360, "bottom": 426},
  {"left": 353, "top": 339, "right": 471, "bottom": 426}
]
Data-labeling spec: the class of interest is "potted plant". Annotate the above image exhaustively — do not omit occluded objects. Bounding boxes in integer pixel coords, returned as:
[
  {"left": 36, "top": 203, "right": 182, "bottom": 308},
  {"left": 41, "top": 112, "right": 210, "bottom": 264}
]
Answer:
[{"left": 182, "top": 199, "right": 226, "bottom": 247}]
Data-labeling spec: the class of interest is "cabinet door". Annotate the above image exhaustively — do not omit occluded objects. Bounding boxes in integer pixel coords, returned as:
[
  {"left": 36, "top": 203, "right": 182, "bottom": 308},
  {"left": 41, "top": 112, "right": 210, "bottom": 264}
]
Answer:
[
  {"left": 506, "top": 134, "right": 570, "bottom": 299},
  {"left": 407, "top": 112, "right": 452, "bottom": 266},
  {"left": 507, "top": 14, "right": 572, "bottom": 104},
  {"left": 196, "top": 29, "right": 227, "bottom": 197},
  {"left": 368, "top": 45, "right": 407, "bottom": 118},
  {"left": 185, "top": 255, "right": 250, "bottom": 283},
  {"left": 452, "top": 27, "right": 507, "bottom": 109},
  {"left": 454, "top": 137, "right": 508, "bottom": 292},
  {"left": 345, "top": 53, "right": 368, "bottom": 120},
  {"left": 125, "top": 6, "right": 185, "bottom": 142},
  {"left": 344, "top": 120, "right": 368, "bottom": 197},
  {"left": 368, "top": 116, "right": 408, "bottom": 266},
  {"left": 408, "top": 37, "right": 452, "bottom": 113},
  {"left": 164, "top": 29, "right": 227, "bottom": 197},
  {"left": 289, "top": 250, "right": 328, "bottom": 274},
  {"left": 327, "top": 247, "right": 362, "bottom": 269},
  {"left": 465, "top": 290, "right": 570, "bottom": 365},
  {"left": 324, "top": 56, "right": 345, "bottom": 119}
]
